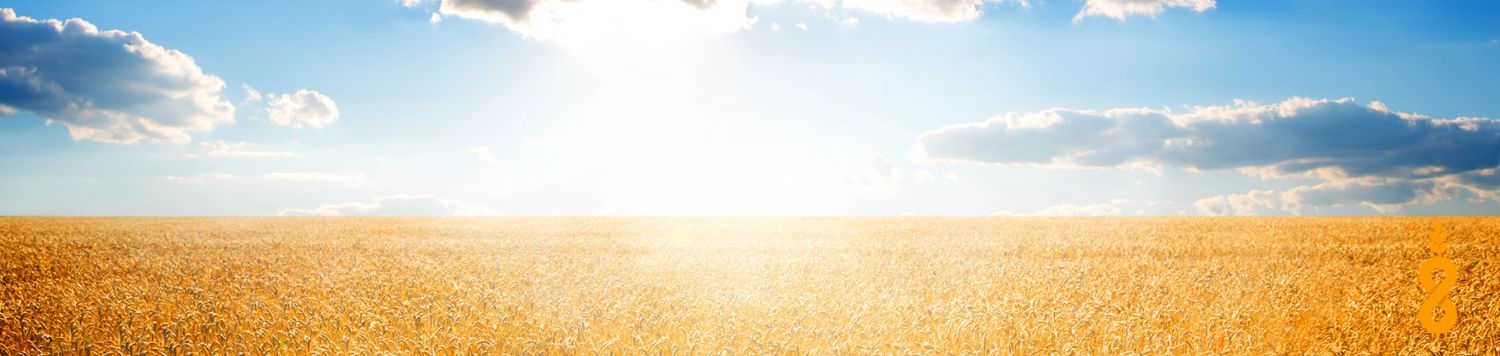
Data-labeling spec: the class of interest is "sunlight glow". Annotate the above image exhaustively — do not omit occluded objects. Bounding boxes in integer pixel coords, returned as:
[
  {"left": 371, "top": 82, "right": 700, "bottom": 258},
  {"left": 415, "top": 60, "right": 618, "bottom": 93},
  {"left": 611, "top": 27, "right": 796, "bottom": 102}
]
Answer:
[{"left": 516, "top": 1, "right": 841, "bottom": 215}]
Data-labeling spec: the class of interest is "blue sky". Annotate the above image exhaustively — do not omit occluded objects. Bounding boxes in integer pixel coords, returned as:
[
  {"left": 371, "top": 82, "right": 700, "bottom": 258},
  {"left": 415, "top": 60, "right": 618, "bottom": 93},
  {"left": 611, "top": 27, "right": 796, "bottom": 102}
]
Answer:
[{"left": 1, "top": 0, "right": 1498, "bottom": 216}]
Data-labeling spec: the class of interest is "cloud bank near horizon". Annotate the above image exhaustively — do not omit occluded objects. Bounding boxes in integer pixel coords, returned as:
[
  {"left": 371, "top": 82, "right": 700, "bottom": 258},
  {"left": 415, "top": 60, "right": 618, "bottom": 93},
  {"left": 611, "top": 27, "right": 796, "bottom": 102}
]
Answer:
[
  {"left": 915, "top": 97, "right": 1500, "bottom": 215},
  {"left": 279, "top": 195, "right": 493, "bottom": 216}
]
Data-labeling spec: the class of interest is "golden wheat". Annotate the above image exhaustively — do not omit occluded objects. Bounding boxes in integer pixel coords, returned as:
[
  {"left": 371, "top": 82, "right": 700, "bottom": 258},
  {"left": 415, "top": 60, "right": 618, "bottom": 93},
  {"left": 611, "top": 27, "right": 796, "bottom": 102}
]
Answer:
[{"left": 1, "top": 217, "right": 1496, "bottom": 354}]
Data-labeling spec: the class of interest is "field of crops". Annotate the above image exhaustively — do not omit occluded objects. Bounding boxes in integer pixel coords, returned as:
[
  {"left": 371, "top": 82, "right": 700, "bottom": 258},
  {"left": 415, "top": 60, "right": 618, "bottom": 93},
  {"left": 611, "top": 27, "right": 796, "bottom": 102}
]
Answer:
[{"left": 1, "top": 217, "right": 1496, "bottom": 354}]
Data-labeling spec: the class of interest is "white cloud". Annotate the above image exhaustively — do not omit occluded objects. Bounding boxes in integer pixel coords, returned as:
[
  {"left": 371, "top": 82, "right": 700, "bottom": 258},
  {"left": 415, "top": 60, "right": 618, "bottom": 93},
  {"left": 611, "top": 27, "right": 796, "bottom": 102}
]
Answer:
[
  {"left": 278, "top": 195, "right": 494, "bottom": 216},
  {"left": 430, "top": 12, "right": 444, "bottom": 23},
  {"left": 1193, "top": 189, "right": 1278, "bottom": 216},
  {"left": 944, "top": 171, "right": 963, "bottom": 183},
  {"left": 852, "top": 155, "right": 940, "bottom": 188},
  {"left": 264, "top": 89, "right": 339, "bottom": 129},
  {"left": 263, "top": 172, "right": 374, "bottom": 187},
  {"left": 242, "top": 84, "right": 263, "bottom": 103},
  {"left": 420, "top": 0, "right": 1190, "bottom": 46},
  {"left": 916, "top": 97, "right": 1500, "bottom": 213},
  {"left": 468, "top": 145, "right": 498, "bottom": 166},
  {"left": 916, "top": 97, "right": 1500, "bottom": 180},
  {"left": 1034, "top": 202, "right": 1124, "bottom": 216},
  {"left": 841, "top": 0, "right": 1020, "bottom": 23},
  {"left": 0, "top": 9, "right": 234, "bottom": 144},
  {"left": 1195, "top": 180, "right": 1444, "bottom": 216},
  {"left": 195, "top": 140, "right": 302, "bottom": 158},
  {"left": 434, "top": 0, "right": 767, "bottom": 48},
  {"left": 1073, "top": 0, "right": 1214, "bottom": 22},
  {"left": 163, "top": 171, "right": 374, "bottom": 187}
]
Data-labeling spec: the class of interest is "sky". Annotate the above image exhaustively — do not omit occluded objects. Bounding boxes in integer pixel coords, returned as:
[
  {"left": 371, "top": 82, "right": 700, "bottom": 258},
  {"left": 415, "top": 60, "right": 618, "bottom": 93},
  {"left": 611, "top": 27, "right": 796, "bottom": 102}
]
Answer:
[{"left": 0, "top": 0, "right": 1498, "bottom": 216}]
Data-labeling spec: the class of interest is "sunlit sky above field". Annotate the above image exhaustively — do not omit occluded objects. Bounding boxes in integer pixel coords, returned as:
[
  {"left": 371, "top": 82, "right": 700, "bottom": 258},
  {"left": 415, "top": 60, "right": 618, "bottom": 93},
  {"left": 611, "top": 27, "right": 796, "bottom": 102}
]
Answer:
[{"left": 1, "top": 1, "right": 1498, "bottom": 216}]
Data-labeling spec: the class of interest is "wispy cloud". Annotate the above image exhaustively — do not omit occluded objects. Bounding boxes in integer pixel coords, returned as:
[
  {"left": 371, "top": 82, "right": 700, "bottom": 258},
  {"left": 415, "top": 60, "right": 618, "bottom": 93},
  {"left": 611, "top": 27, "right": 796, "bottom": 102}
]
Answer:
[
  {"left": 468, "top": 145, "right": 497, "bottom": 166},
  {"left": 430, "top": 0, "right": 762, "bottom": 47},
  {"left": 845, "top": 155, "right": 939, "bottom": 188},
  {"left": 278, "top": 195, "right": 493, "bottom": 216},
  {"left": 263, "top": 172, "right": 374, "bottom": 187},
  {"left": 193, "top": 141, "right": 302, "bottom": 158},
  {"left": 415, "top": 0, "right": 1158, "bottom": 48},
  {"left": 1196, "top": 179, "right": 1446, "bottom": 215},
  {"left": 164, "top": 171, "right": 373, "bottom": 187},
  {"left": 1073, "top": 0, "right": 1215, "bottom": 22},
  {"left": 1034, "top": 202, "right": 1124, "bottom": 216},
  {"left": 842, "top": 0, "right": 1032, "bottom": 23},
  {"left": 162, "top": 174, "right": 240, "bottom": 183}
]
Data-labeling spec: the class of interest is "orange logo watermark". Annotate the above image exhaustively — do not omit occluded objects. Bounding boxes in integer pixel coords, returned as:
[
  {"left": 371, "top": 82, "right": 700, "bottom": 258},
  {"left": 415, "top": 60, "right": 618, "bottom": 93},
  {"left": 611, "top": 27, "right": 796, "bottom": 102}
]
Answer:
[{"left": 1418, "top": 221, "right": 1457, "bottom": 334}]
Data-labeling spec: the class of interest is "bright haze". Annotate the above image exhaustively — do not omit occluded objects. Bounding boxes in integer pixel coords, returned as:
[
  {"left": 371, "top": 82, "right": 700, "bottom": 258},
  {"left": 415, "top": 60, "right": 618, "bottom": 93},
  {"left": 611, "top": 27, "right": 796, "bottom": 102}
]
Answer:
[{"left": 1, "top": 1, "right": 1498, "bottom": 216}]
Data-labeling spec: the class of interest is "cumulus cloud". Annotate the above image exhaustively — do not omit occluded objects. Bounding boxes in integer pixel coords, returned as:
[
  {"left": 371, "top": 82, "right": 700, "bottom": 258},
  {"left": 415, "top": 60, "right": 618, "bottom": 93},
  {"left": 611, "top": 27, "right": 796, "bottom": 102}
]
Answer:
[
  {"left": 915, "top": 97, "right": 1500, "bottom": 214},
  {"left": 278, "top": 195, "right": 494, "bottom": 216},
  {"left": 916, "top": 98, "right": 1500, "bottom": 180},
  {"left": 0, "top": 8, "right": 234, "bottom": 143},
  {"left": 262, "top": 172, "right": 374, "bottom": 187},
  {"left": 1073, "top": 0, "right": 1214, "bottom": 22},
  {"left": 257, "top": 89, "right": 339, "bottom": 129}
]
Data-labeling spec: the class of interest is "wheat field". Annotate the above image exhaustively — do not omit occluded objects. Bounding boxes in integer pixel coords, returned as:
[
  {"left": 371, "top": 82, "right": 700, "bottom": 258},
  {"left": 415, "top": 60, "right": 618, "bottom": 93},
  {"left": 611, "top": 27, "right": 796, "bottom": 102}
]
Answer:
[{"left": 0, "top": 217, "right": 1496, "bottom": 354}]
